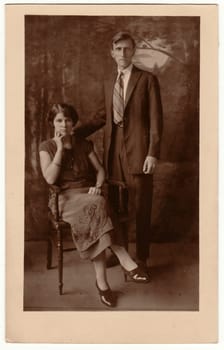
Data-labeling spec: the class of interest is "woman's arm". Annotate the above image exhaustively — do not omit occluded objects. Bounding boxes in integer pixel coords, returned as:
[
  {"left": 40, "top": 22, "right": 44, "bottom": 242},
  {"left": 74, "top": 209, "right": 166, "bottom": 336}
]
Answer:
[
  {"left": 39, "top": 148, "right": 63, "bottom": 185},
  {"left": 39, "top": 134, "right": 64, "bottom": 184},
  {"left": 88, "top": 151, "right": 105, "bottom": 195}
]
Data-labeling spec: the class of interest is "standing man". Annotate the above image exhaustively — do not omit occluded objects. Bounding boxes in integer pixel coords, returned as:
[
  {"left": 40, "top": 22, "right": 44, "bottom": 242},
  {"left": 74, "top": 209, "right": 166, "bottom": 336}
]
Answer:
[{"left": 76, "top": 31, "right": 163, "bottom": 271}]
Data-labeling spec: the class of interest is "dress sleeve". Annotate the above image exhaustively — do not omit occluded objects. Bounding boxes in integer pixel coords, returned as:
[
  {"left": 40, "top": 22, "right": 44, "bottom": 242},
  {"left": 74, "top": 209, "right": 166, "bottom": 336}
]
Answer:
[
  {"left": 39, "top": 140, "right": 56, "bottom": 160},
  {"left": 39, "top": 140, "right": 49, "bottom": 152}
]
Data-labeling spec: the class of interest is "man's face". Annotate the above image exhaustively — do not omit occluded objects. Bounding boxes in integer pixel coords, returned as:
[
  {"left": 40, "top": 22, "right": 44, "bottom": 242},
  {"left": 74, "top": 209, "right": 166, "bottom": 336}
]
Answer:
[{"left": 111, "top": 39, "right": 135, "bottom": 70}]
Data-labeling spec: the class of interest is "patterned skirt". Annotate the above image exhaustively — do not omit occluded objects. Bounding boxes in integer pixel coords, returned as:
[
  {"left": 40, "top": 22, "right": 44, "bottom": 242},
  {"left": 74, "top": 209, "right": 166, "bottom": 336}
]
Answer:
[{"left": 58, "top": 187, "right": 113, "bottom": 259}]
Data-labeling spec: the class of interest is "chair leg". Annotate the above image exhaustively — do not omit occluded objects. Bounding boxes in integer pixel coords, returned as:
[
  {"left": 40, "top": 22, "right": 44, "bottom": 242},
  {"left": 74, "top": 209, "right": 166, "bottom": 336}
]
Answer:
[
  {"left": 56, "top": 227, "right": 63, "bottom": 295},
  {"left": 46, "top": 237, "right": 53, "bottom": 269}
]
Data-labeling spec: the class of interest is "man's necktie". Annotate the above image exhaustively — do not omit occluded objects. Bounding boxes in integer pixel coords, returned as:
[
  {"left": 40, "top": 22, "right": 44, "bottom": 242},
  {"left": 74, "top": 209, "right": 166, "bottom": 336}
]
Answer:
[{"left": 113, "top": 72, "right": 124, "bottom": 127}]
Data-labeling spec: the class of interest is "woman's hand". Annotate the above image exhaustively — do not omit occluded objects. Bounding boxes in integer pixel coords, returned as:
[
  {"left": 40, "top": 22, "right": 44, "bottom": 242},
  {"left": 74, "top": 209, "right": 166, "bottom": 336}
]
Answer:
[
  {"left": 54, "top": 132, "right": 64, "bottom": 151},
  {"left": 88, "top": 151, "right": 105, "bottom": 195},
  {"left": 88, "top": 186, "right": 102, "bottom": 195}
]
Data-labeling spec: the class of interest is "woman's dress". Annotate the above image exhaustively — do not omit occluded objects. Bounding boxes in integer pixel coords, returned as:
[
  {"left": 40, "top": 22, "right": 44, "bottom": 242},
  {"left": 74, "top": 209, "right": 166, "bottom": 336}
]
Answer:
[{"left": 39, "top": 136, "right": 113, "bottom": 259}]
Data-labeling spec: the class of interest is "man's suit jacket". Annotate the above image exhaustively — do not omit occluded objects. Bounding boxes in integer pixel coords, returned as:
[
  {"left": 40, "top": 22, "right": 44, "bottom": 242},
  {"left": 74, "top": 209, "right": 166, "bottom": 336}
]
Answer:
[{"left": 76, "top": 65, "right": 163, "bottom": 175}]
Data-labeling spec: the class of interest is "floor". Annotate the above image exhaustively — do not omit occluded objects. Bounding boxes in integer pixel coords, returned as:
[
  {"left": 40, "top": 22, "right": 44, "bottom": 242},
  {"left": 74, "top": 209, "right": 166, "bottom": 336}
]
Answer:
[{"left": 23, "top": 240, "right": 199, "bottom": 311}]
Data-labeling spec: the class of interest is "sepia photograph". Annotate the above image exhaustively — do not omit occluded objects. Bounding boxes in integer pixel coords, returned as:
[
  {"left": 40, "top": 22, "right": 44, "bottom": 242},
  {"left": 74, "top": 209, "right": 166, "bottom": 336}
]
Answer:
[
  {"left": 24, "top": 14, "right": 199, "bottom": 312},
  {"left": 6, "top": 3, "right": 218, "bottom": 344}
]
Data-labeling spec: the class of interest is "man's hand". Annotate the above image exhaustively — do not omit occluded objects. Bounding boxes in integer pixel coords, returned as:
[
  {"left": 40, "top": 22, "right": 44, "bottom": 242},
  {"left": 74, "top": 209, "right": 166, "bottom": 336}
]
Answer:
[{"left": 143, "top": 156, "right": 157, "bottom": 174}]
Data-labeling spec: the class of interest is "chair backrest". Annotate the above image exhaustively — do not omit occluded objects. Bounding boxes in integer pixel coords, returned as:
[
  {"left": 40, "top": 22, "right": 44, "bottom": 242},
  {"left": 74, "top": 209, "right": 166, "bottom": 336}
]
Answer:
[
  {"left": 107, "top": 180, "right": 128, "bottom": 216},
  {"left": 48, "top": 185, "right": 61, "bottom": 221}
]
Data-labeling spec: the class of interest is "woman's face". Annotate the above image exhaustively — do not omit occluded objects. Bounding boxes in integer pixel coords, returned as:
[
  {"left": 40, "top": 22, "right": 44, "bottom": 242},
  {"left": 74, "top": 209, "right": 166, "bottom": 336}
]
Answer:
[{"left": 53, "top": 112, "right": 74, "bottom": 137}]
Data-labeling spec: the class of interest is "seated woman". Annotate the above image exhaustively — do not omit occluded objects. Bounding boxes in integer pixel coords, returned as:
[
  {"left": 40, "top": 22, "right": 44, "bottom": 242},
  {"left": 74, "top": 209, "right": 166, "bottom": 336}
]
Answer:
[{"left": 39, "top": 103, "right": 149, "bottom": 308}]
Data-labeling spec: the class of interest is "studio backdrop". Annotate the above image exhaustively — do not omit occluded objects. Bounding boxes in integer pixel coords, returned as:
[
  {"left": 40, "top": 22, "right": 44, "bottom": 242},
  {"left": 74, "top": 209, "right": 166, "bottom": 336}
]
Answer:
[{"left": 25, "top": 15, "right": 199, "bottom": 243}]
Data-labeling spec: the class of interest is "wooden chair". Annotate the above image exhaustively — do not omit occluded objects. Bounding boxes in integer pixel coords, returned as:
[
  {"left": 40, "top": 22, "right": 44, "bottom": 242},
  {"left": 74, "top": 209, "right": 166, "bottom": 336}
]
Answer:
[
  {"left": 46, "top": 185, "right": 76, "bottom": 295},
  {"left": 46, "top": 181, "right": 129, "bottom": 295}
]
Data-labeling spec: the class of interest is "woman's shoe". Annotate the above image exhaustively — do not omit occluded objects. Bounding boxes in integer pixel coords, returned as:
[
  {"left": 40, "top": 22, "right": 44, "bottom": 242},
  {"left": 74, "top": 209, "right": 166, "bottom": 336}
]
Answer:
[
  {"left": 123, "top": 266, "right": 150, "bottom": 283},
  {"left": 96, "top": 282, "right": 117, "bottom": 308}
]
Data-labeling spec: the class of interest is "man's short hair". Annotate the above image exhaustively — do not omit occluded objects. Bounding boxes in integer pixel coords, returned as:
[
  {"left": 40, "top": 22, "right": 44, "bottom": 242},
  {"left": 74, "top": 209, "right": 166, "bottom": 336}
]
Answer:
[{"left": 111, "top": 31, "right": 136, "bottom": 48}]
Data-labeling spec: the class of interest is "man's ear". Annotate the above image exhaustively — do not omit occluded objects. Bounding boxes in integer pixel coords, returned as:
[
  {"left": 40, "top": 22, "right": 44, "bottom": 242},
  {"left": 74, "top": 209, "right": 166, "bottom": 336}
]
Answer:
[
  {"left": 131, "top": 46, "right": 136, "bottom": 56},
  {"left": 110, "top": 49, "right": 115, "bottom": 59}
]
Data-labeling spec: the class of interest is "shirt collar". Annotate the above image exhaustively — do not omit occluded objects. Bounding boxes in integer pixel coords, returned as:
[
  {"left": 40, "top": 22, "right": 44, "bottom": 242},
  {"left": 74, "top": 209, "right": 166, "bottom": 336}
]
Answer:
[{"left": 118, "top": 63, "right": 133, "bottom": 76}]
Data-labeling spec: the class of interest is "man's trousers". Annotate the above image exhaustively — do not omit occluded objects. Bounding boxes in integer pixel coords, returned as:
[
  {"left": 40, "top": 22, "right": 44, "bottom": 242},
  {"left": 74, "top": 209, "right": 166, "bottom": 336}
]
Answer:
[{"left": 108, "top": 124, "right": 153, "bottom": 262}]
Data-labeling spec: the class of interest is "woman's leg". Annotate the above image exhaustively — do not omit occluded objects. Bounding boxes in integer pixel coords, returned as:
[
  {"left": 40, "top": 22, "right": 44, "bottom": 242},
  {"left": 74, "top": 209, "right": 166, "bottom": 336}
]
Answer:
[
  {"left": 92, "top": 250, "right": 117, "bottom": 307},
  {"left": 92, "top": 250, "right": 109, "bottom": 291},
  {"left": 110, "top": 244, "right": 137, "bottom": 271},
  {"left": 110, "top": 244, "right": 150, "bottom": 283}
]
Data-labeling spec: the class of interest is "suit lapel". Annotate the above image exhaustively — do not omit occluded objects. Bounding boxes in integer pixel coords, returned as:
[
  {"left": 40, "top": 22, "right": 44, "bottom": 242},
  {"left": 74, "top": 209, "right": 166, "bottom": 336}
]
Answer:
[
  {"left": 124, "top": 66, "right": 142, "bottom": 109},
  {"left": 106, "top": 76, "right": 117, "bottom": 112},
  {"left": 105, "top": 71, "right": 117, "bottom": 121}
]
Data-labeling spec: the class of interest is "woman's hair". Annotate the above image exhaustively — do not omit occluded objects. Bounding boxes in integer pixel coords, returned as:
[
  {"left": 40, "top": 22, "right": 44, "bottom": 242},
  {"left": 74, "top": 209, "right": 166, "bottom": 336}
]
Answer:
[{"left": 47, "top": 103, "right": 79, "bottom": 126}]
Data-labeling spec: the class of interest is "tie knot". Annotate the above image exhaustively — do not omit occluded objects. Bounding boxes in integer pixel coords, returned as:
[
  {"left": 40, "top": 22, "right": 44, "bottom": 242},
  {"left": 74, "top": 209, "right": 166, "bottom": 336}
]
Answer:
[{"left": 118, "top": 71, "right": 123, "bottom": 80}]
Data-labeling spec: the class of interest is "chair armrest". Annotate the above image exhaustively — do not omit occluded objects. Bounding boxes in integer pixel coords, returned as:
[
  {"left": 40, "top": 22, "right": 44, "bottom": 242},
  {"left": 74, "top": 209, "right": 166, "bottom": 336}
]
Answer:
[{"left": 106, "top": 179, "right": 127, "bottom": 189}]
